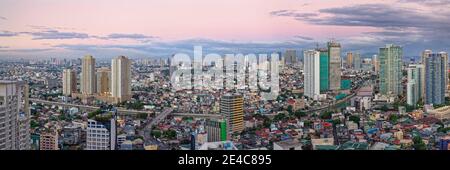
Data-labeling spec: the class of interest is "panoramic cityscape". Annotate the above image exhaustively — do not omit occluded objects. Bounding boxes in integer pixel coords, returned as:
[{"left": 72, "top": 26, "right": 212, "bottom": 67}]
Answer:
[{"left": 1, "top": 0, "right": 450, "bottom": 151}]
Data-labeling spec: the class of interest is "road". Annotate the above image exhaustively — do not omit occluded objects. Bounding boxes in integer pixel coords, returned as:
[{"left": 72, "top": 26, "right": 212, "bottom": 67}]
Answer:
[{"left": 144, "top": 108, "right": 173, "bottom": 149}]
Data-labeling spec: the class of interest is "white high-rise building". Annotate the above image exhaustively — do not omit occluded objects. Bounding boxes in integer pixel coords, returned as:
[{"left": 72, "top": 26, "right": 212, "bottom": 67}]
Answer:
[
  {"left": 406, "top": 64, "right": 424, "bottom": 106},
  {"left": 86, "top": 118, "right": 116, "bottom": 150},
  {"left": 62, "top": 69, "right": 77, "bottom": 96},
  {"left": 303, "top": 50, "right": 321, "bottom": 100},
  {"left": 111, "top": 56, "right": 132, "bottom": 103},
  {"left": 81, "top": 55, "right": 96, "bottom": 95},
  {"left": 0, "top": 81, "right": 31, "bottom": 150}
]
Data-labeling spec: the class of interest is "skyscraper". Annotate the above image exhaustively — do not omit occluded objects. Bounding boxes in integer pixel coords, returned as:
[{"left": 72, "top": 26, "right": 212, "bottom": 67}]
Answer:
[
  {"left": 86, "top": 117, "right": 117, "bottom": 150},
  {"left": 0, "top": 81, "right": 31, "bottom": 150},
  {"left": 379, "top": 44, "right": 403, "bottom": 96},
  {"left": 111, "top": 56, "right": 132, "bottom": 103},
  {"left": 303, "top": 50, "right": 321, "bottom": 99},
  {"left": 284, "top": 49, "right": 297, "bottom": 65},
  {"left": 424, "top": 51, "right": 448, "bottom": 105},
  {"left": 327, "top": 41, "right": 341, "bottom": 91},
  {"left": 406, "top": 64, "right": 424, "bottom": 106},
  {"left": 220, "top": 93, "right": 244, "bottom": 134},
  {"left": 353, "top": 53, "right": 362, "bottom": 70},
  {"left": 81, "top": 55, "right": 96, "bottom": 95},
  {"left": 205, "top": 119, "right": 228, "bottom": 142},
  {"left": 372, "top": 55, "right": 380, "bottom": 74},
  {"left": 317, "top": 48, "right": 329, "bottom": 92},
  {"left": 346, "top": 52, "right": 353, "bottom": 69},
  {"left": 96, "top": 67, "right": 111, "bottom": 96},
  {"left": 62, "top": 69, "right": 77, "bottom": 96},
  {"left": 40, "top": 131, "right": 59, "bottom": 150}
]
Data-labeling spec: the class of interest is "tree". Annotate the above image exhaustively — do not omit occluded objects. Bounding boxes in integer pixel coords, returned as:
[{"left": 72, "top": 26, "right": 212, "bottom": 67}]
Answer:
[
  {"left": 287, "top": 105, "right": 293, "bottom": 115},
  {"left": 164, "top": 130, "right": 177, "bottom": 140},
  {"left": 349, "top": 115, "right": 360, "bottom": 124},
  {"left": 380, "top": 105, "right": 389, "bottom": 112},
  {"left": 320, "top": 111, "right": 333, "bottom": 120},
  {"left": 293, "top": 110, "right": 307, "bottom": 118},
  {"left": 389, "top": 114, "right": 399, "bottom": 124},
  {"left": 273, "top": 113, "right": 286, "bottom": 122},
  {"left": 152, "top": 130, "right": 162, "bottom": 138},
  {"left": 332, "top": 119, "right": 341, "bottom": 125},
  {"left": 412, "top": 136, "right": 426, "bottom": 150}
]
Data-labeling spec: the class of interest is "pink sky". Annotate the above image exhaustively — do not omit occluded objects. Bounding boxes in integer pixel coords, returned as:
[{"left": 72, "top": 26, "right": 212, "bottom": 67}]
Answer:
[{"left": 1, "top": 0, "right": 444, "bottom": 57}]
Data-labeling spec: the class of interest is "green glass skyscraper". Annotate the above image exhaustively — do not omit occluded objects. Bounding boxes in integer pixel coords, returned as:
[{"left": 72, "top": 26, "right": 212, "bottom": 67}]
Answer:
[
  {"left": 317, "top": 48, "right": 329, "bottom": 92},
  {"left": 379, "top": 44, "right": 403, "bottom": 96}
]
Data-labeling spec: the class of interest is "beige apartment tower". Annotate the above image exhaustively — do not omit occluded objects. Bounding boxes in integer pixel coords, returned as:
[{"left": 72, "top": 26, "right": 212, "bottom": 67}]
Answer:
[
  {"left": 220, "top": 93, "right": 244, "bottom": 135},
  {"left": 40, "top": 131, "right": 59, "bottom": 150},
  {"left": 0, "top": 81, "right": 31, "bottom": 150},
  {"left": 62, "top": 69, "right": 77, "bottom": 96},
  {"left": 111, "top": 56, "right": 132, "bottom": 103},
  {"left": 97, "top": 67, "right": 111, "bottom": 96},
  {"left": 81, "top": 55, "right": 96, "bottom": 95},
  {"left": 328, "top": 41, "right": 341, "bottom": 91}
]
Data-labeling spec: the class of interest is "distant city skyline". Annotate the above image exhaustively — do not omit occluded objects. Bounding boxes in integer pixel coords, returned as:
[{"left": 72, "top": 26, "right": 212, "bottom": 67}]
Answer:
[{"left": 1, "top": 0, "right": 450, "bottom": 58}]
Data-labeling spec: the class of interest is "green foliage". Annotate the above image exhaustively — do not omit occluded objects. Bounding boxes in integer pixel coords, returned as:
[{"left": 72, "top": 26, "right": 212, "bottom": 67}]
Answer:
[
  {"left": 320, "top": 111, "right": 333, "bottom": 120},
  {"left": 137, "top": 113, "right": 148, "bottom": 119},
  {"left": 273, "top": 113, "right": 287, "bottom": 122},
  {"left": 152, "top": 130, "right": 162, "bottom": 138},
  {"left": 303, "top": 120, "right": 312, "bottom": 128},
  {"left": 163, "top": 129, "right": 177, "bottom": 139},
  {"left": 30, "top": 120, "right": 39, "bottom": 128},
  {"left": 380, "top": 105, "right": 389, "bottom": 112},
  {"left": 126, "top": 101, "right": 145, "bottom": 110},
  {"left": 332, "top": 119, "right": 341, "bottom": 125},
  {"left": 412, "top": 136, "right": 427, "bottom": 150},
  {"left": 389, "top": 114, "right": 399, "bottom": 124},
  {"left": 88, "top": 109, "right": 102, "bottom": 119},
  {"left": 293, "top": 110, "right": 307, "bottom": 118},
  {"left": 287, "top": 105, "right": 293, "bottom": 114},
  {"left": 349, "top": 115, "right": 360, "bottom": 124}
]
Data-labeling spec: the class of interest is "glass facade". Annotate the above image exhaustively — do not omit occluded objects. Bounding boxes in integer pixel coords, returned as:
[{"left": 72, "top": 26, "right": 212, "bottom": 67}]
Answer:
[{"left": 319, "top": 49, "right": 329, "bottom": 92}]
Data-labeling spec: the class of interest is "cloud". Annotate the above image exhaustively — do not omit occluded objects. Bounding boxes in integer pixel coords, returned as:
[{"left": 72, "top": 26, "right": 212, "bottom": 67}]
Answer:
[
  {"left": 398, "top": 0, "right": 450, "bottom": 6},
  {"left": 0, "top": 16, "right": 6, "bottom": 20},
  {"left": 270, "top": 2, "right": 450, "bottom": 55},
  {"left": 0, "top": 46, "right": 8, "bottom": 48},
  {"left": 28, "top": 29, "right": 90, "bottom": 40},
  {"left": 0, "top": 48, "right": 54, "bottom": 53},
  {"left": 0, "top": 31, "right": 19, "bottom": 37},
  {"left": 293, "top": 35, "right": 314, "bottom": 41},
  {"left": 104, "top": 33, "right": 157, "bottom": 40},
  {"left": 53, "top": 38, "right": 317, "bottom": 58}
]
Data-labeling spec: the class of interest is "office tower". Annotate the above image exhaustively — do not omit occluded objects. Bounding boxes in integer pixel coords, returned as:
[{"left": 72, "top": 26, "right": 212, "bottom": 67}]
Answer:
[
  {"left": 372, "top": 55, "right": 380, "bottom": 74},
  {"left": 111, "top": 56, "right": 132, "bottom": 103},
  {"left": 40, "top": 131, "right": 59, "bottom": 150},
  {"left": 424, "top": 51, "right": 448, "bottom": 105},
  {"left": 86, "top": 116, "right": 117, "bottom": 150},
  {"left": 81, "top": 55, "right": 96, "bottom": 95},
  {"left": 316, "top": 48, "right": 329, "bottom": 92},
  {"left": 220, "top": 93, "right": 244, "bottom": 134},
  {"left": 284, "top": 49, "right": 297, "bottom": 65},
  {"left": 96, "top": 67, "right": 111, "bottom": 96},
  {"left": 327, "top": 41, "right": 341, "bottom": 91},
  {"left": 346, "top": 52, "right": 353, "bottom": 68},
  {"left": 379, "top": 44, "right": 403, "bottom": 96},
  {"left": 303, "top": 50, "right": 321, "bottom": 99},
  {"left": 0, "top": 81, "right": 30, "bottom": 150},
  {"left": 407, "top": 64, "right": 424, "bottom": 105},
  {"left": 353, "top": 53, "right": 362, "bottom": 70},
  {"left": 62, "top": 69, "right": 77, "bottom": 96},
  {"left": 205, "top": 119, "right": 227, "bottom": 142}
]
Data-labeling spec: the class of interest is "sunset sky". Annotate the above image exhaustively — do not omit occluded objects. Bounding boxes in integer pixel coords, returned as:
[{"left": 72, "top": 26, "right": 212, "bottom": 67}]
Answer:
[{"left": 1, "top": 0, "right": 450, "bottom": 58}]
